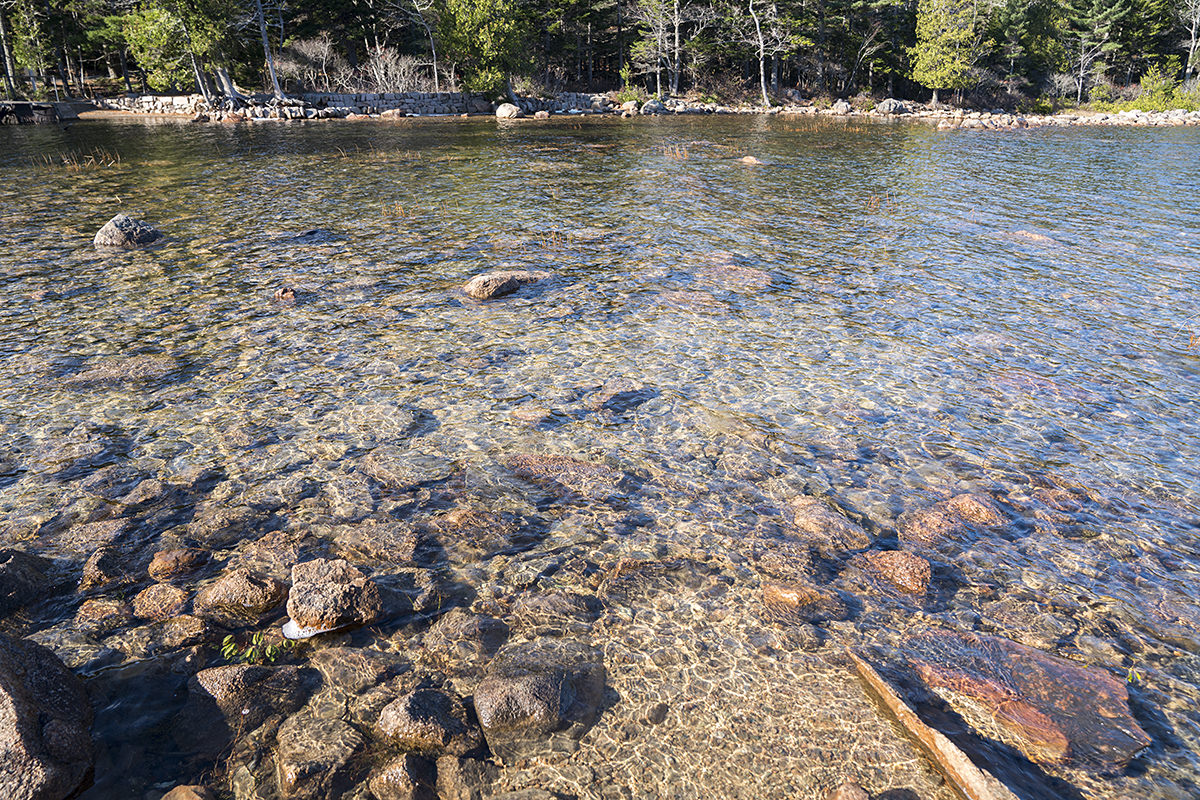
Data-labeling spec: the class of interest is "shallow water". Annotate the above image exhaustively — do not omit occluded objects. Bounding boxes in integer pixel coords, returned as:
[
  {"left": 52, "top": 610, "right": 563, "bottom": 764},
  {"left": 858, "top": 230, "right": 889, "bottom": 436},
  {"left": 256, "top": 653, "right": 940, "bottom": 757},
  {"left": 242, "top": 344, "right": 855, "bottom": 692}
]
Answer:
[{"left": 2, "top": 114, "right": 1200, "bottom": 800}]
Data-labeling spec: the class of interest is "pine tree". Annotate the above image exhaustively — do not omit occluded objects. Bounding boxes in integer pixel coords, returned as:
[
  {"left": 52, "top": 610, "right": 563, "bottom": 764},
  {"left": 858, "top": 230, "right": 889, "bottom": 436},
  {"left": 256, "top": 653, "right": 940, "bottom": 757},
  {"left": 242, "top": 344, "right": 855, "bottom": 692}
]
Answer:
[{"left": 909, "top": 0, "right": 981, "bottom": 104}]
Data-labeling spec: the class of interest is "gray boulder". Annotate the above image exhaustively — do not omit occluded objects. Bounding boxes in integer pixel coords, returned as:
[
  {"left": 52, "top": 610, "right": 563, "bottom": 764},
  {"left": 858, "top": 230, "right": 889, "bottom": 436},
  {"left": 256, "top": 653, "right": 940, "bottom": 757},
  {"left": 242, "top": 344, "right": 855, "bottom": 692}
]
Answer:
[
  {"left": 283, "top": 558, "right": 382, "bottom": 639},
  {"left": 494, "top": 103, "right": 523, "bottom": 119},
  {"left": 377, "top": 688, "right": 483, "bottom": 756},
  {"left": 0, "top": 633, "right": 94, "bottom": 800},
  {"left": 640, "top": 99, "right": 667, "bottom": 115},
  {"left": 831, "top": 99, "right": 853, "bottom": 114},
  {"left": 473, "top": 639, "right": 604, "bottom": 762},
  {"left": 93, "top": 213, "right": 163, "bottom": 250},
  {"left": 876, "top": 98, "right": 910, "bottom": 114},
  {"left": 462, "top": 270, "right": 549, "bottom": 300}
]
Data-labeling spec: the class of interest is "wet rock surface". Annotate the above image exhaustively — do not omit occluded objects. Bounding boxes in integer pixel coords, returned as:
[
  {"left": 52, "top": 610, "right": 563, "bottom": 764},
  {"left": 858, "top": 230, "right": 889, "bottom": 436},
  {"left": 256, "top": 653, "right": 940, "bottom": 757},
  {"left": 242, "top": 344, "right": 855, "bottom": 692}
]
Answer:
[
  {"left": 192, "top": 567, "right": 287, "bottom": 624},
  {"left": 0, "top": 549, "right": 51, "bottom": 615},
  {"left": 284, "top": 558, "right": 382, "bottom": 638},
  {"left": 474, "top": 639, "right": 605, "bottom": 762},
  {"left": 463, "top": 270, "right": 550, "bottom": 300},
  {"left": 904, "top": 629, "right": 1151, "bottom": 771},
  {"left": 506, "top": 454, "right": 626, "bottom": 499},
  {"left": 0, "top": 633, "right": 94, "bottom": 800},
  {"left": 901, "top": 493, "right": 1006, "bottom": 548},
  {"left": 378, "top": 687, "right": 483, "bottom": 755},
  {"left": 93, "top": 213, "right": 163, "bottom": 249}
]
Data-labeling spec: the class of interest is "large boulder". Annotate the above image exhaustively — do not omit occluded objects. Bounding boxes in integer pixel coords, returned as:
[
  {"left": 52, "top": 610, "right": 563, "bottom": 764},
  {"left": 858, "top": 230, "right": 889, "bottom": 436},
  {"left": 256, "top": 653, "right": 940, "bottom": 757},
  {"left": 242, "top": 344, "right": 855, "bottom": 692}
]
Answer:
[
  {"left": 93, "top": 213, "right": 162, "bottom": 250},
  {"left": 786, "top": 496, "right": 872, "bottom": 556},
  {"left": 831, "top": 99, "right": 853, "bottom": 114},
  {"left": 473, "top": 639, "right": 604, "bottom": 762},
  {"left": 283, "top": 558, "right": 382, "bottom": 639},
  {"left": 192, "top": 568, "right": 287, "bottom": 625},
  {"left": 0, "top": 633, "right": 94, "bottom": 800},
  {"left": 494, "top": 103, "right": 523, "bottom": 119},
  {"left": 377, "top": 688, "right": 482, "bottom": 756},
  {"left": 875, "top": 98, "right": 910, "bottom": 114},
  {"left": 900, "top": 493, "right": 1005, "bottom": 548},
  {"left": 640, "top": 99, "right": 667, "bottom": 115},
  {"left": 462, "top": 270, "right": 549, "bottom": 300},
  {"left": 0, "top": 550, "right": 52, "bottom": 617},
  {"left": 905, "top": 630, "right": 1151, "bottom": 771}
]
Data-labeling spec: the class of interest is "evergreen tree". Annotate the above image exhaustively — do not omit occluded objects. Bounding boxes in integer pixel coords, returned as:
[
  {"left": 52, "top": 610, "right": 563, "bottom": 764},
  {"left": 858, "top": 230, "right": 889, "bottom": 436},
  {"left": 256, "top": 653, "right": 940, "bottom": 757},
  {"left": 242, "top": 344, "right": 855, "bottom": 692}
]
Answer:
[{"left": 909, "top": 0, "right": 981, "bottom": 103}]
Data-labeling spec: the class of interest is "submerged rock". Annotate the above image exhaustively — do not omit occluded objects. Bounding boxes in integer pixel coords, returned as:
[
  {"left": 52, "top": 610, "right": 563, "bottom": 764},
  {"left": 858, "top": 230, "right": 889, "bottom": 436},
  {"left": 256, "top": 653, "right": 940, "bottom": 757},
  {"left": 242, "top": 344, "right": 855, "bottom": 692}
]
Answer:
[
  {"left": 462, "top": 270, "right": 549, "bottom": 300},
  {"left": 176, "top": 664, "right": 315, "bottom": 755},
  {"left": 0, "top": 549, "right": 51, "bottom": 616},
  {"left": 63, "top": 354, "right": 178, "bottom": 387},
  {"left": 900, "top": 493, "right": 1005, "bottom": 548},
  {"left": 192, "top": 568, "right": 287, "bottom": 625},
  {"left": 905, "top": 629, "right": 1151, "bottom": 771},
  {"left": 473, "top": 639, "right": 605, "bottom": 762},
  {"left": 851, "top": 550, "right": 931, "bottom": 595},
  {"left": 435, "top": 755, "right": 498, "bottom": 800},
  {"left": 148, "top": 548, "right": 209, "bottom": 582},
  {"left": 274, "top": 709, "right": 364, "bottom": 799},
  {"left": 0, "top": 633, "right": 95, "bottom": 800},
  {"left": 131, "top": 583, "right": 190, "bottom": 621},
  {"left": 761, "top": 581, "right": 849, "bottom": 624},
  {"left": 825, "top": 782, "right": 869, "bottom": 800},
  {"left": 283, "top": 558, "right": 382, "bottom": 639},
  {"left": 786, "top": 496, "right": 872, "bottom": 555},
  {"left": 93, "top": 213, "right": 163, "bottom": 250},
  {"left": 368, "top": 753, "right": 435, "bottom": 800},
  {"left": 377, "top": 688, "right": 483, "bottom": 756},
  {"left": 506, "top": 453, "right": 625, "bottom": 499}
]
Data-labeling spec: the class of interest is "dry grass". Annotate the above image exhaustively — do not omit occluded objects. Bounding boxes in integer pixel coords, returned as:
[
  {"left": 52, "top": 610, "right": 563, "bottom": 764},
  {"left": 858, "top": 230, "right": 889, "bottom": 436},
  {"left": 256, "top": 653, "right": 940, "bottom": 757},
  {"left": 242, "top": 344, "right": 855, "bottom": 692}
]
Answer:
[{"left": 34, "top": 147, "right": 122, "bottom": 170}]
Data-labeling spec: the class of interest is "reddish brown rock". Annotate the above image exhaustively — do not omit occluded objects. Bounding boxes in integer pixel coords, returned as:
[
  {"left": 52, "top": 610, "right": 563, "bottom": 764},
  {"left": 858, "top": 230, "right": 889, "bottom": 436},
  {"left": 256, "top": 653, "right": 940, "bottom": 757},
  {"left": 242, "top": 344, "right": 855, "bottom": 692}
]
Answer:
[
  {"left": 74, "top": 597, "right": 133, "bottom": 634},
  {"left": 905, "top": 630, "right": 1151, "bottom": 771},
  {"left": 850, "top": 650, "right": 1019, "bottom": 800},
  {"left": 761, "top": 581, "right": 848, "bottom": 624},
  {"left": 786, "top": 496, "right": 872, "bottom": 555},
  {"left": 161, "top": 787, "right": 215, "bottom": 800},
  {"left": 825, "top": 782, "right": 869, "bottom": 800},
  {"left": 192, "top": 568, "right": 287, "bottom": 624},
  {"left": 506, "top": 454, "right": 625, "bottom": 499},
  {"left": 854, "top": 550, "right": 931, "bottom": 595},
  {"left": 900, "top": 493, "right": 1005, "bottom": 547},
  {"left": 132, "top": 583, "right": 190, "bottom": 621},
  {"left": 368, "top": 754, "right": 435, "bottom": 800},
  {"left": 148, "top": 548, "right": 209, "bottom": 581}
]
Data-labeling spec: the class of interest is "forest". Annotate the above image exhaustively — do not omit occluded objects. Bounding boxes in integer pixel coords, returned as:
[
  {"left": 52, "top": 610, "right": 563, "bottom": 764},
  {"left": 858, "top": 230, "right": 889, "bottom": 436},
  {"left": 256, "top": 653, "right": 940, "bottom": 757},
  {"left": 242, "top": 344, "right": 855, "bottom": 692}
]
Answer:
[{"left": 1, "top": 0, "right": 1198, "bottom": 109}]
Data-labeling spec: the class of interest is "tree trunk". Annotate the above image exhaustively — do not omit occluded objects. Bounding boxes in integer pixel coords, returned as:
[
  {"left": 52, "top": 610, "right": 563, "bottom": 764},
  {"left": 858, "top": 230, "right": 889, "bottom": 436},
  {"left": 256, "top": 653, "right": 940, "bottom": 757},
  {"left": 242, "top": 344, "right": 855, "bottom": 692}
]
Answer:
[
  {"left": 255, "top": 0, "right": 284, "bottom": 99},
  {"left": 215, "top": 66, "right": 246, "bottom": 106},
  {"left": 0, "top": 10, "right": 17, "bottom": 98},
  {"left": 750, "top": 0, "right": 768, "bottom": 106},
  {"left": 931, "top": 87, "right": 939, "bottom": 105},
  {"left": 816, "top": 0, "right": 827, "bottom": 92},
  {"left": 118, "top": 47, "right": 132, "bottom": 92},
  {"left": 671, "top": 0, "right": 680, "bottom": 95}
]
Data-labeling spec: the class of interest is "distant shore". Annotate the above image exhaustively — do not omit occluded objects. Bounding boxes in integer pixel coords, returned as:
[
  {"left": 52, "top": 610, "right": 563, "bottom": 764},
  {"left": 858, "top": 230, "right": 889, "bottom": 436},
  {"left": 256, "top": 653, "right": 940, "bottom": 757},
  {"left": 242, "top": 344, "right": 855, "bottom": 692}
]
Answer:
[{"left": 61, "top": 91, "right": 1200, "bottom": 130}]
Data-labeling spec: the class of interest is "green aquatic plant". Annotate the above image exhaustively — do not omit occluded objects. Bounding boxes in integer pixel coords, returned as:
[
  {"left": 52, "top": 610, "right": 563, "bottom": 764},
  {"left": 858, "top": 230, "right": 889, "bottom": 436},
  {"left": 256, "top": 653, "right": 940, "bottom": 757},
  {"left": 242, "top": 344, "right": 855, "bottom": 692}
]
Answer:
[{"left": 220, "top": 632, "right": 295, "bottom": 665}]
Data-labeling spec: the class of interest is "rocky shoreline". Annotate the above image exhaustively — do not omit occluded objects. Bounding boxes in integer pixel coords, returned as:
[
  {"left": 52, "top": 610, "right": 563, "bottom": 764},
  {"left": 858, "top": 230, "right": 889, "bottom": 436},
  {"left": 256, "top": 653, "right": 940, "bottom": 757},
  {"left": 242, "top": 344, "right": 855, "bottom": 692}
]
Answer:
[
  {"left": 90, "top": 91, "right": 1200, "bottom": 129},
  {"left": 0, "top": 214, "right": 1180, "bottom": 800}
]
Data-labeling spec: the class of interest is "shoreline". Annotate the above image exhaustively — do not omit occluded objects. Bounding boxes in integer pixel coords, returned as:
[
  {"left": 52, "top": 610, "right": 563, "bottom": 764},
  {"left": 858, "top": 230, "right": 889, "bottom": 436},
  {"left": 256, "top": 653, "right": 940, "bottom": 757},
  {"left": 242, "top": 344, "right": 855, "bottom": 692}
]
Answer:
[{"left": 75, "top": 92, "right": 1200, "bottom": 130}]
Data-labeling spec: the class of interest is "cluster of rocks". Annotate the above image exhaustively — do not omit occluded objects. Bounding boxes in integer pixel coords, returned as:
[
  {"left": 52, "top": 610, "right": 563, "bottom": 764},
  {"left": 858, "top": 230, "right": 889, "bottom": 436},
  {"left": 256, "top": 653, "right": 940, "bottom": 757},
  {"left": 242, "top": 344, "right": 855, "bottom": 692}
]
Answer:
[{"left": 94, "top": 89, "right": 1200, "bottom": 128}]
